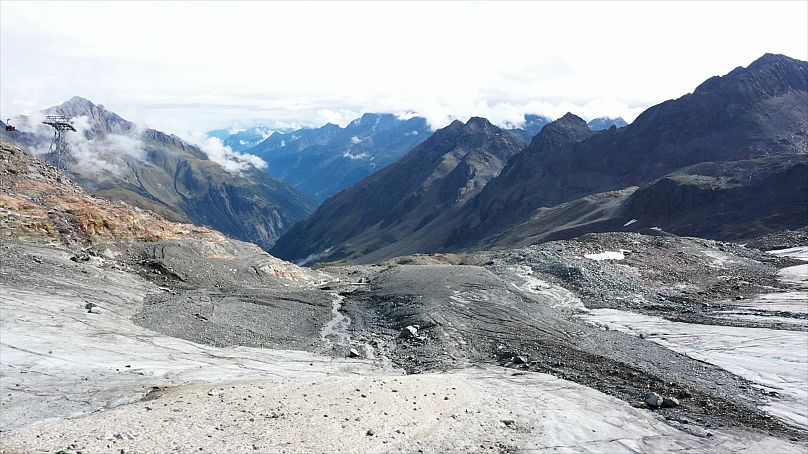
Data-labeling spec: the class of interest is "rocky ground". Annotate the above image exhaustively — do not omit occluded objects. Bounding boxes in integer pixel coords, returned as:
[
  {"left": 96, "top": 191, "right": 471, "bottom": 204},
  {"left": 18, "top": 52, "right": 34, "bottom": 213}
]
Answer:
[{"left": 1, "top": 139, "right": 807, "bottom": 453}]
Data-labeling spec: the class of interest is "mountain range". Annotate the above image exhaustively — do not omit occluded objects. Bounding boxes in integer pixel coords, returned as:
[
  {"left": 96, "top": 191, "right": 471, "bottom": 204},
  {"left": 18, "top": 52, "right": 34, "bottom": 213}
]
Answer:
[
  {"left": 237, "top": 113, "right": 432, "bottom": 201},
  {"left": 271, "top": 117, "right": 525, "bottom": 263},
  {"left": 207, "top": 125, "right": 280, "bottom": 151},
  {"left": 211, "top": 113, "right": 624, "bottom": 202},
  {"left": 2, "top": 97, "right": 314, "bottom": 250},
  {"left": 272, "top": 53, "right": 808, "bottom": 264}
]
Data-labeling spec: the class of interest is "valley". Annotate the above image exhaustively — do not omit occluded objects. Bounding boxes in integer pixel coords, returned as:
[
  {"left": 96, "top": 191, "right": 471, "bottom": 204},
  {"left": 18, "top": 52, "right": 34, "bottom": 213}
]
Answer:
[
  {"left": 0, "top": 47, "right": 806, "bottom": 454},
  {"left": 1, "top": 137, "right": 807, "bottom": 452}
]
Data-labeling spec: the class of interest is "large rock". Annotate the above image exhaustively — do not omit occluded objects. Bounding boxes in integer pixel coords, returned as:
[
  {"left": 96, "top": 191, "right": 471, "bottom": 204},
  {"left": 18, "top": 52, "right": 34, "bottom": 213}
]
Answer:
[
  {"left": 645, "top": 392, "right": 664, "bottom": 409},
  {"left": 400, "top": 326, "right": 419, "bottom": 339}
]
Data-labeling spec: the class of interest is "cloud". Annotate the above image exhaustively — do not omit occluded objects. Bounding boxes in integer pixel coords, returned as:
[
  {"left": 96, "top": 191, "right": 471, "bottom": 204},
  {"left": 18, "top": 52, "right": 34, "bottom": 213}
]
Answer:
[
  {"left": 17, "top": 114, "right": 148, "bottom": 175},
  {"left": 194, "top": 135, "right": 268, "bottom": 173},
  {"left": 65, "top": 116, "right": 148, "bottom": 175},
  {"left": 1, "top": 2, "right": 806, "bottom": 137}
]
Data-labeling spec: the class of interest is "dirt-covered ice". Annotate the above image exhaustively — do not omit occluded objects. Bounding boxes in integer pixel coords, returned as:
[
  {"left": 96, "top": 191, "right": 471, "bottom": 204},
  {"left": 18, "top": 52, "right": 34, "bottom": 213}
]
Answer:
[
  {"left": 581, "top": 244, "right": 808, "bottom": 430},
  {"left": 3, "top": 368, "right": 801, "bottom": 454}
]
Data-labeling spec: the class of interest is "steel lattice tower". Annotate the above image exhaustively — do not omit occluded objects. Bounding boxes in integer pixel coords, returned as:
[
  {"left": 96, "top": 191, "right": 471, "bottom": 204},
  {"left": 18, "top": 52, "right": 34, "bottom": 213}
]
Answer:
[{"left": 42, "top": 115, "right": 76, "bottom": 171}]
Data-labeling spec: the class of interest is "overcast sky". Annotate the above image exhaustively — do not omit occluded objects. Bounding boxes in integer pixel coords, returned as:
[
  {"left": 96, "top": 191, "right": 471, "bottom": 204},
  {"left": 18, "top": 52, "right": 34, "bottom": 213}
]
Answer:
[{"left": 2, "top": 1, "right": 806, "bottom": 137}]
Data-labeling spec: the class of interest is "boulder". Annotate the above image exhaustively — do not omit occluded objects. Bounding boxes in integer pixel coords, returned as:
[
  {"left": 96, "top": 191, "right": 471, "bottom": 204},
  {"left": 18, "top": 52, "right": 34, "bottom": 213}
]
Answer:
[
  {"left": 662, "top": 396, "right": 680, "bottom": 408},
  {"left": 645, "top": 392, "right": 664, "bottom": 409},
  {"left": 400, "top": 326, "right": 418, "bottom": 339}
]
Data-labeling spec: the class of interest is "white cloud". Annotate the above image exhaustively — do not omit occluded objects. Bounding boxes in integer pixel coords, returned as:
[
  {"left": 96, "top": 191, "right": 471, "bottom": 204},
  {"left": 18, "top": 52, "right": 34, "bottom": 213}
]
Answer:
[
  {"left": 1, "top": 1, "right": 806, "bottom": 135},
  {"left": 192, "top": 135, "right": 268, "bottom": 173},
  {"left": 20, "top": 114, "right": 147, "bottom": 175}
]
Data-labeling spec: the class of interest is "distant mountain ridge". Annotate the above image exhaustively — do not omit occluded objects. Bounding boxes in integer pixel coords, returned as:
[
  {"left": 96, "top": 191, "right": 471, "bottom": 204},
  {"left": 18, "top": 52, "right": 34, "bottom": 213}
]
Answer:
[
  {"left": 274, "top": 53, "right": 808, "bottom": 264},
  {"left": 208, "top": 125, "right": 281, "bottom": 152},
  {"left": 3, "top": 96, "right": 315, "bottom": 250},
  {"left": 239, "top": 113, "right": 432, "bottom": 201},
  {"left": 587, "top": 116, "right": 627, "bottom": 130}
]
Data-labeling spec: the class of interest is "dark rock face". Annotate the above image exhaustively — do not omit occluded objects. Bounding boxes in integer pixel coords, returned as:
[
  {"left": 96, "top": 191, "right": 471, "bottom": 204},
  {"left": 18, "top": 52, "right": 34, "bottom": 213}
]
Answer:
[
  {"left": 448, "top": 53, "right": 808, "bottom": 249},
  {"left": 14, "top": 97, "right": 314, "bottom": 250},
  {"left": 446, "top": 113, "right": 596, "bottom": 247},
  {"left": 622, "top": 156, "right": 808, "bottom": 240},
  {"left": 246, "top": 113, "right": 431, "bottom": 202},
  {"left": 271, "top": 117, "right": 524, "bottom": 263}
]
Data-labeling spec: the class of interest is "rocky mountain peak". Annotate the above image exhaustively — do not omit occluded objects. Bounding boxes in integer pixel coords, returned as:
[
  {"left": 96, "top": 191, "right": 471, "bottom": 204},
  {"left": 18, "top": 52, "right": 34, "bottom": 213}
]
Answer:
[
  {"left": 693, "top": 53, "right": 807, "bottom": 97},
  {"left": 527, "top": 112, "right": 592, "bottom": 150},
  {"left": 464, "top": 116, "right": 496, "bottom": 131},
  {"left": 47, "top": 96, "right": 134, "bottom": 138}
]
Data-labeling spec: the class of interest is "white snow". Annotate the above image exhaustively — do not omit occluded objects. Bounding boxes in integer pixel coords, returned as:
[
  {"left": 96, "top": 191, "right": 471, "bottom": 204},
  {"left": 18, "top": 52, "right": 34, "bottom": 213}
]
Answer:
[
  {"left": 623, "top": 219, "right": 637, "bottom": 227},
  {"left": 584, "top": 250, "right": 628, "bottom": 261},
  {"left": 342, "top": 150, "right": 370, "bottom": 160},
  {"left": 768, "top": 246, "right": 808, "bottom": 261},
  {"left": 580, "top": 308, "right": 808, "bottom": 429},
  {"left": 350, "top": 135, "right": 363, "bottom": 144},
  {"left": 778, "top": 264, "right": 808, "bottom": 288}
]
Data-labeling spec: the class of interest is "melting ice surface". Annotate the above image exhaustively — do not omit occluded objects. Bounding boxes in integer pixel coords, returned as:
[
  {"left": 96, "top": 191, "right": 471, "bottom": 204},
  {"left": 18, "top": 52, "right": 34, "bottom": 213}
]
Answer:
[
  {"left": 581, "top": 245, "right": 808, "bottom": 430},
  {"left": 581, "top": 308, "right": 808, "bottom": 429}
]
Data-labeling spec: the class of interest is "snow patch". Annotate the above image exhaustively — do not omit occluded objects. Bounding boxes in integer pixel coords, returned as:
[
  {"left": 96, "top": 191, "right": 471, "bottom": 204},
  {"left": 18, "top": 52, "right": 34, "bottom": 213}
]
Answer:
[
  {"left": 584, "top": 250, "right": 628, "bottom": 261},
  {"left": 768, "top": 246, "right": 808, "bottom": 261},
  {"left": 623, "top": 219, "right": 637, "bottom": 227},
  {"left": 342, "top": 151, "right": 370, "bottom": 160}
]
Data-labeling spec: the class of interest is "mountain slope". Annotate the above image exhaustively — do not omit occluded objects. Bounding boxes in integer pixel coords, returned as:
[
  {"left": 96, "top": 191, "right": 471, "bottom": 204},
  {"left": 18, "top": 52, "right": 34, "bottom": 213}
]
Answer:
[
  {"left": 245, "top": 113, "right": 431, "bottom": 201},
  {"left": 447, "top": 53, "right": 808, "bottom": 248},
  {"left": 271, "top": 117, "right": 524, "bottom": 263},
  {"left": 6, "top": 97, "right": 315, "bottom": 250}
]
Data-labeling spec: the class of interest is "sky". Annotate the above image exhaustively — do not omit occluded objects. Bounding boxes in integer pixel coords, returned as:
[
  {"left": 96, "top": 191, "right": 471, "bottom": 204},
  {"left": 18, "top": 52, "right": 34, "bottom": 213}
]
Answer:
[{"left": 2, "top": 0, "right": 807, "bottom": 139}]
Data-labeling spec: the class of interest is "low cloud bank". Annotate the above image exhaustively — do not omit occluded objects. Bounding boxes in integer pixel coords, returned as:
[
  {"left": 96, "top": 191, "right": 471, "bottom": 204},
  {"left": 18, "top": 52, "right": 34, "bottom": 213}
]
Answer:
[{"left": 194, "top": 135, "right": 267, "bottom": 173}]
